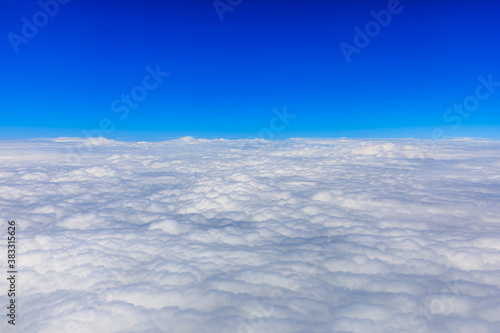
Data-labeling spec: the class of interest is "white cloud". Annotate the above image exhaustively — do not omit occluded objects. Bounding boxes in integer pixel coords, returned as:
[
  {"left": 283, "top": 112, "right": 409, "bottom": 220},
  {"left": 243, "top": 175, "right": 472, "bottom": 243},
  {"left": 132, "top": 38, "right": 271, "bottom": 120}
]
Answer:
[{"left": 0, "top": 138, "right": 499, "bottom": 332}]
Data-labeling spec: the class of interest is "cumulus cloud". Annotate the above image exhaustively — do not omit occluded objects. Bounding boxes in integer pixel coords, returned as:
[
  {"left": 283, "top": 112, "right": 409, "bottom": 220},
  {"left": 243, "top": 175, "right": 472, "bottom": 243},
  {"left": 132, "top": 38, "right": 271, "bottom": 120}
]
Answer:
[{"left": 0, "top": 138, "right": 499, "bottom": 332}]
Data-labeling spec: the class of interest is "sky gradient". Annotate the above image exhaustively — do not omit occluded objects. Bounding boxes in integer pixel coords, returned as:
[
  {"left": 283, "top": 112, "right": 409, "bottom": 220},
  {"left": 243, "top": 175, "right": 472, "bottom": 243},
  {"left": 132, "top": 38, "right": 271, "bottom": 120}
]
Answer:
[{"left": 1, "top": 0, "right": 500, "bottom": 140}]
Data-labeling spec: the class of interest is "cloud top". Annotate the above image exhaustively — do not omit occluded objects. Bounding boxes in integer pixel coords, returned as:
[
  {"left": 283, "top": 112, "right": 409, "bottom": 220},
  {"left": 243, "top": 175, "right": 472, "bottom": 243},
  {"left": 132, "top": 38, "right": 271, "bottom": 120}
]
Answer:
[{"left": 1, "top": 138, "right": 499, "bottom": 332}]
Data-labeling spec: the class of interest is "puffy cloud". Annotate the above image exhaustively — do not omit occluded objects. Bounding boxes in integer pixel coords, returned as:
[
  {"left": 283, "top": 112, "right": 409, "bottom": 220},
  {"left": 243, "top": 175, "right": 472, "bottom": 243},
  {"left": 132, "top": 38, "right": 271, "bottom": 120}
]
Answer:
[{"left": 0, "top": 138, "right": 499, "bottom": 332}]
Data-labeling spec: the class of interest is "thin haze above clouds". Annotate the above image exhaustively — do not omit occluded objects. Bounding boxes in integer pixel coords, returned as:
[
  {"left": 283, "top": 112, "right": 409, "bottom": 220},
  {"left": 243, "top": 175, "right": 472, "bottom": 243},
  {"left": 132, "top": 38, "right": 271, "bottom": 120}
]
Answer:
[{"left": 1, "top": 138, "right": 500, "bottom": 333}]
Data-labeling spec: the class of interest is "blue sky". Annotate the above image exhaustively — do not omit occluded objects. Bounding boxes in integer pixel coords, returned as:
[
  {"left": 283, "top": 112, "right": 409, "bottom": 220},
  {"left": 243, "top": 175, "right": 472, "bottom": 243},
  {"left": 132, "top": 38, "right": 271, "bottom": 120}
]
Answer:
[{"left": 1, "top": 0, "right": 500, "bottom": 140}]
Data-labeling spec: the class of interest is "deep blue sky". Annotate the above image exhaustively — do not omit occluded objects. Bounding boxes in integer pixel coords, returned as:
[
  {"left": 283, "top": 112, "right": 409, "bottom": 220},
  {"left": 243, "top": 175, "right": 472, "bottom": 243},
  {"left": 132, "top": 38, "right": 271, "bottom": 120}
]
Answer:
[{"left": 1, "top": 0, "right": 500, "bottom": 140}]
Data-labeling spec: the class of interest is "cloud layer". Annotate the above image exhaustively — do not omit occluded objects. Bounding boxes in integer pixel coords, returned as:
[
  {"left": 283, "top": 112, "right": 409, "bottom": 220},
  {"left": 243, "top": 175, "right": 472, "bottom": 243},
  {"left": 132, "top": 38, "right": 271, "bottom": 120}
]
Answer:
[{"left": 1, "top": 138, "right": 500, "bottom": 332}]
